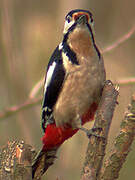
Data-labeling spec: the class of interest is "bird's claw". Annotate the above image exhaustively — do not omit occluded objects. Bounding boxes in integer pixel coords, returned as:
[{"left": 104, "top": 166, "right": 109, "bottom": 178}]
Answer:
[{"left": 79, "top": 126, "right": 105, "bottom": 139}]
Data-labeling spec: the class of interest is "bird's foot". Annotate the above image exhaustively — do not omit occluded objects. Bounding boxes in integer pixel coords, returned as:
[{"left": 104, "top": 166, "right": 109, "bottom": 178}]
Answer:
[{"left": 79, "top": 127, "right": 105, "bottom": 139}]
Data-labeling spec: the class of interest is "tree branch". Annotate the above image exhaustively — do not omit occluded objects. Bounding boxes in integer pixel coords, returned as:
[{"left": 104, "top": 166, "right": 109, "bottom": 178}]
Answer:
[
  {"left": 0, "top": 141, "right": 37, "bottom": 180},
  {"left": 0, "top": 26, "right": 134, "bottom": 120},
  {"left": 98, "top": 93, "right": 135, "bottom": 180},
  {"left": 81, "top": 80, "right": 119, "bottom": 180},
  {"left": 102, "top": 26, "right": 135, "bottom": 53},
  {"left": 1, "top": 82, "right": 135, "bottom": 180},
  {"left": 116, "top": 77, "right": 135, "bottom": 86},
  {"left": 1, "top": 76, "right": 135, "bottom": 120},
  {"left": 0, "top": 97, "right": 42, "bottom": 120},
  {"left": 29, "top": 79, "right": 44, "bottom": 99}
]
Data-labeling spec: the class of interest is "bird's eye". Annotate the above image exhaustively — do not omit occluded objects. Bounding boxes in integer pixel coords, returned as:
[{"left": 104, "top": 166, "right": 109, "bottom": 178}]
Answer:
[{"left": 66, "top": 16, "right": 72, "bottom": 23}]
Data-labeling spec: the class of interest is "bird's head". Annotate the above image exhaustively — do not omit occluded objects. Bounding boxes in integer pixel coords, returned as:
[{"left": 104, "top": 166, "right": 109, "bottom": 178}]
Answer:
[
  {"left": 63, "top": 9, "right": 94, "bottom": 35},
  {"left": 61, "top": 9, "right": 98, "bottom": 58}
]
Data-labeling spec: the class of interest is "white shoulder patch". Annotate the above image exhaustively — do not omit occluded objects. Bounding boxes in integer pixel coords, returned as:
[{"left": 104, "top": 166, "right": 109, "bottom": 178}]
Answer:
[
  {"left": 59, "top": 42, "right": 63, "bottom": 50},
  {"left": 44, "top": 61, "right": 56, "bottom": 94},
  {"left": 62, "top": 51, "right": 71, "bottom": 70}
]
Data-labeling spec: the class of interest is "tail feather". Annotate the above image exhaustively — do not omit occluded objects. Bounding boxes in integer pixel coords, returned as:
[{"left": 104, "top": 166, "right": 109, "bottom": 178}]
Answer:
[{"left": 32, "top": 147, "right": 58, "bottom": 179}]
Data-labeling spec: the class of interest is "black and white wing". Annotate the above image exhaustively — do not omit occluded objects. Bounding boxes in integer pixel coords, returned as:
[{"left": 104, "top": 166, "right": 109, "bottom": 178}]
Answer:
[{"left": 42, "top": 46, "right": 65, "bottom": 132}]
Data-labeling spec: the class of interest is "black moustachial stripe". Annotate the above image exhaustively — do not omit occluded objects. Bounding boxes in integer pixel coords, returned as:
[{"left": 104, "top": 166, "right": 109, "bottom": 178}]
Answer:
[
  {"left": 62, "top": 43, "right": 79, "bottom": 65},
  {"left": 62, "top": 22, "right": 79, "bottom": 65},
  {"left": 86, "top": 23, "right": 101, "bottom": 59}
]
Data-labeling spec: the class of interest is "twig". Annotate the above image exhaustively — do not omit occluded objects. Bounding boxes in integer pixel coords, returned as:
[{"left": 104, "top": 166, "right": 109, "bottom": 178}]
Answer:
[
  {"left": 29, "top": 78, "right": 44, "bottom": 98},
  {"left": 102, "top": 26, "right": 135, "bottom": 53},
  {"left": 28, "top": 26, "right": 135, "bottom": 108},
  {"left": 81, "top": 80, "right": 119, "bottom": 180},
  {"left": 0, "top": 26, "right": 134, "bottom": 120},
  {"left": 116, "top": 77, "right": 135, "bottom": 86},
  {"left": 0, "top": 97, "right": 42, "bottom": 120},
  {"left": 98, "top": 93, "right": 135, "bottom": 180}
]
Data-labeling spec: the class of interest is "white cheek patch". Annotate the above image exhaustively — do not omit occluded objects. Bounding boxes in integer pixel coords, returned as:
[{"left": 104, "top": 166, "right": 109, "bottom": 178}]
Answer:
[
  {"left": 44, "top": 61, "right": 56, "bottom": 94},
  {"left": 63, "top": 20, "right": 75, "bottom": 34}
]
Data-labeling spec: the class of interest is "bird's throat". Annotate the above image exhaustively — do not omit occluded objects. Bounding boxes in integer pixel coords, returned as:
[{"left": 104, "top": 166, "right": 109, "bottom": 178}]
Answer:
[{"left": 67, "top": 26, "right": 94, "bottom": 58}]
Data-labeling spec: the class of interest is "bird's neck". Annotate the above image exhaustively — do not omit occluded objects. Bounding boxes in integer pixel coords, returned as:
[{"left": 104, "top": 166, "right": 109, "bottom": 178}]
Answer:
[{"left": 67, "top": 26, "right": 96, "bottom": 58}]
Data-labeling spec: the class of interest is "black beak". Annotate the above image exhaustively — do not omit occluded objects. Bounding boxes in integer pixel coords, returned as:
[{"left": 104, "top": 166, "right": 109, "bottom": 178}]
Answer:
[{"left": 77, "top": 15, "right": 87, "bottom": 24}]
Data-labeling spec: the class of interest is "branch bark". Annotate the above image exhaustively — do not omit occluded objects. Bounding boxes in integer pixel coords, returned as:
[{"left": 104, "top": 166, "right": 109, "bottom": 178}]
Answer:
[
  {"left": 0, "top": 141, "right": 37, "bottom": 180},
  {"left": 81, "top": 80, "right": 119, "bottom": 180},
  {"left": 1, "top": 82, "right": 135, "bottom": 180},
  {"left": 98, "top": 93, "right": 135, "bottom": 180}
]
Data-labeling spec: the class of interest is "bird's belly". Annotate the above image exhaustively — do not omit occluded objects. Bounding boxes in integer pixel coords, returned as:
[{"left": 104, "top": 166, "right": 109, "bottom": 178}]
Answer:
[
  {"left": 42, "top": 102, "right": 97, "bottom": 150},
  {"left": 53, "top": 64, "right": 103, "bottom": 128}
]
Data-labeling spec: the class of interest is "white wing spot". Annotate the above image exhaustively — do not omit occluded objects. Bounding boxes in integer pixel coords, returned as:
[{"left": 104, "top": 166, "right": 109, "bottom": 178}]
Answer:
[{"left": 44, "top": 61, "right": 56, "bottom": 94}]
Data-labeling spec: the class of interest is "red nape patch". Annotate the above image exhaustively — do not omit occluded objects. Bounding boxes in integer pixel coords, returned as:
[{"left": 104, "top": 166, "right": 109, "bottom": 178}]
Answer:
[
  {"left": 73, "top": 12, "right": 89, "bottom": 22},
  {"left": 42, "top": 124, "right": 78, "bottom": 150}
]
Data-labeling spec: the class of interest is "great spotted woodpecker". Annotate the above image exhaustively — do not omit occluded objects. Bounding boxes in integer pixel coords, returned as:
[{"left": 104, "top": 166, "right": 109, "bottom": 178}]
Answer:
[{"left": 32, "top": 9, "right": 106, "bottom": 178}]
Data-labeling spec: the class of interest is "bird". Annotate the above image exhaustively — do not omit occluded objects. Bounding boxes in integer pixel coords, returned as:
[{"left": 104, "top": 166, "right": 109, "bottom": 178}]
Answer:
[{"left": 32, "top": 9, "right": 106, "bottom": 179}]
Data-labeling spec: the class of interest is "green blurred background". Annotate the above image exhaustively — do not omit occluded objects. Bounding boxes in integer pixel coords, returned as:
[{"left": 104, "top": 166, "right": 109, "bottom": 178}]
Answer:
[{"left": 0, "top": 0, "right": 135, "bottom": 179}]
